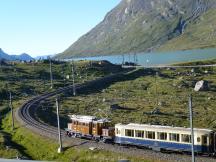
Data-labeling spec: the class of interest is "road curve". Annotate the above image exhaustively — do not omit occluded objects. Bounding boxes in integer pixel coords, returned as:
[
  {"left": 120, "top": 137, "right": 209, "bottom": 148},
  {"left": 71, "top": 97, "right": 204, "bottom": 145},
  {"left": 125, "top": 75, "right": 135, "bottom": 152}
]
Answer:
[{"left": 15, "top": 73, "right": 216, "bottom": 162}]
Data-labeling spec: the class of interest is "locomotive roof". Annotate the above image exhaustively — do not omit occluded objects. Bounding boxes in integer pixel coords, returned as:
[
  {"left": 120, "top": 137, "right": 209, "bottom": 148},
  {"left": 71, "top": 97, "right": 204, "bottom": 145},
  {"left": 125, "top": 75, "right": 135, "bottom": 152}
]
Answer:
[
  {"left": 115, "top": 123, "right": 213, "bottom": 134},
  {"left": 69, "top": 115, "right": 110, "bottom": 123}
]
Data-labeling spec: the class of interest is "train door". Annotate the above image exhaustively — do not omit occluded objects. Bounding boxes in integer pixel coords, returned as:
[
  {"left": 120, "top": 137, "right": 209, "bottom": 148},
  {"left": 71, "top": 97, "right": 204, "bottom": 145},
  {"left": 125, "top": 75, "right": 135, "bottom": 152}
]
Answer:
[
  {"left": 214, "top": 133, "right": 216, "bottom": 153},
  {"left": 201, "top": 135, "right": 208, "bottom": 152},
  {"left": 209, "top": 133, "right": 214, "bottom": 153}
]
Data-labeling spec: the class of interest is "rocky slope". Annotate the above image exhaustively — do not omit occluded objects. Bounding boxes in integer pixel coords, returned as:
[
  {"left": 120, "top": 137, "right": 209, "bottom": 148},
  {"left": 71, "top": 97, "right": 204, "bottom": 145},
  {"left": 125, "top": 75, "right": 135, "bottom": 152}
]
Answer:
[{"left": 56, "top": 0, "right": 216, "bottom": 59}]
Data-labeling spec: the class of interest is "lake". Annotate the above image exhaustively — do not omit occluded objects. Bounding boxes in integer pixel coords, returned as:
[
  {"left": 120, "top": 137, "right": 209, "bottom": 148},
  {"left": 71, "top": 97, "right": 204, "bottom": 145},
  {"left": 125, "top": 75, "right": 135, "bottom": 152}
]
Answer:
[{"left": 71, "top": 48, "right": 216, "bottom": 66}]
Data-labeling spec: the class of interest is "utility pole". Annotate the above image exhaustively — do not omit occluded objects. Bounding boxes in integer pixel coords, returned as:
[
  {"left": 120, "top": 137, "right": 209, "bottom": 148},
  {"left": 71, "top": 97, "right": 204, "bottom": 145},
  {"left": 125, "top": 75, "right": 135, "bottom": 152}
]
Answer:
[
  {"left": 56, "top": 98, "right": 62, "bottom": 153},
  {"left": 122, "top": 55, "right": 125, "bottom": 66},
  {"left": 134, "top": 53, "right": 136, "bottom": 65},
  {"left": 32, "top": 62, "right": 36, "bottom": 95},
  {"left": 0, "top": 60, "right": 2, "bottom": 72},
  {"left": 49, "top": 57, "right": 53, "bottom": 89},
  {"left": 129, "top": 54, "right": 131, "bottom": 66},
  {"left": 189, "top": 95, "right": 195, "bottom": 162},
  {"left": 71, "top": 61, "right": 76, "bottom": 96},
  {"left": 61, "top": 64, "right": 65, "bottom": 87},
  {"left": 9, "top": 92, "right": 14, "bottom": 131},
  {"left": 155, "top": 72, "right": 159, "bottom": 107}
]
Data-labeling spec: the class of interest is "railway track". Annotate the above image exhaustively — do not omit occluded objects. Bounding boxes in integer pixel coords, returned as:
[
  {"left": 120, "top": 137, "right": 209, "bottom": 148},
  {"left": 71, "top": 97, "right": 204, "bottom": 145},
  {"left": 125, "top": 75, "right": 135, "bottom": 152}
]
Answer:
[
  {"left": 16, "top": 74, "right": 216, "bottom": 162},
  {"left": 16, "top": 73, "right": 122, "bottom": 138},
  {"left": 16, "top": 84, "right": 81, "bottom": 138}
]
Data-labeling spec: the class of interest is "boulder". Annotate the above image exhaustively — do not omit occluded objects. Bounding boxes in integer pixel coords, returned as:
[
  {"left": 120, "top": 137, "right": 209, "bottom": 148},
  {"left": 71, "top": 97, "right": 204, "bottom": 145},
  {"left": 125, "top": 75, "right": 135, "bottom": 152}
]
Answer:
[{"left": 194, "top": 80, "right": 209, "bottom": 92}]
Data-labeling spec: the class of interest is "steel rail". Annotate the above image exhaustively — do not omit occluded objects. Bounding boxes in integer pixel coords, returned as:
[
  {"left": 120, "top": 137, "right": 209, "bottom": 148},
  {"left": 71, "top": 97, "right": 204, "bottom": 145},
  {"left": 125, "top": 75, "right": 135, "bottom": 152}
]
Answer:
[{"left": 16, "top": 73, "right": 121, "bottom": 139}]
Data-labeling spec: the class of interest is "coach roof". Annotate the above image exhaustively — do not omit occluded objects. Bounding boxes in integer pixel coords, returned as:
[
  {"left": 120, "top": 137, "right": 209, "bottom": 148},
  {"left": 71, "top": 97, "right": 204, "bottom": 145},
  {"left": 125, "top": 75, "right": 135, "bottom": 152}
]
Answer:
[
  {"left": 115, "top": 123, "right": 213, "bottom": 134},
  {"left": 69, "top": 115, "right": 110, "bottom": 123}
]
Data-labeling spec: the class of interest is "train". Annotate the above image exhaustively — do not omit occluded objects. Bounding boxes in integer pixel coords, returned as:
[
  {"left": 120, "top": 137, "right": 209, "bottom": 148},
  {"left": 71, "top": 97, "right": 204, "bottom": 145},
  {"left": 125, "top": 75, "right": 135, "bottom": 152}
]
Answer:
[{"left": 66, "top": 115, "right": 216, "bottom": 156}]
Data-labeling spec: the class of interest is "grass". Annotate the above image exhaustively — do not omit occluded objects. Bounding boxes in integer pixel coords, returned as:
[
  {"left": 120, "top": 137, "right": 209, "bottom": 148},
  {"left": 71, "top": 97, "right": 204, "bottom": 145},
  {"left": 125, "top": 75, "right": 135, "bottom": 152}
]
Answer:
[
  {"left": 0, "top": 131, "right": 20, "bottom": 159},
  {"left": 1, "top": 59, "right": 216, "bottom": 161},
  {"left": 0, "top": 60, "right": 155, "bottom": 161},
  {"left": 159, "top": 9, "right": 216, "bottom": 51},
  {"left": 1, "top": 113, "right": 152, "bottom": 162},
  {"left": 52, "top": 60, "right": 216, "bottom": 130}
]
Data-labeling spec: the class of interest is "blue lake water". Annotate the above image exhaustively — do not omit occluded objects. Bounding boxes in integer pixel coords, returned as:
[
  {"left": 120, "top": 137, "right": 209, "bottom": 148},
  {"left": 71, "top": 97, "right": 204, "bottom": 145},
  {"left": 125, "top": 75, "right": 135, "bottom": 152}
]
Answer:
[{"left": 72, "top": 48, "right": 216, "bottom": 66}]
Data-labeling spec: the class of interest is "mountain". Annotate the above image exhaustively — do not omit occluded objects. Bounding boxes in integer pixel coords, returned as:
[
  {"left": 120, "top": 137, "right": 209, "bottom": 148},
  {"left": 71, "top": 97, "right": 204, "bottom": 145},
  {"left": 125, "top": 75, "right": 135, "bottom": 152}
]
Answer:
[
  {"left": 56, "top": 0, "right": 216, "bottom": 59},
  {"left": 0, "top": 48, "right": 34, "bottom": 61},
  {"left": 0, "top": 48, "right": 12, "bottom": 60},
  {"left": 13, "top": 53, "right": 34, "bottom": 61}
]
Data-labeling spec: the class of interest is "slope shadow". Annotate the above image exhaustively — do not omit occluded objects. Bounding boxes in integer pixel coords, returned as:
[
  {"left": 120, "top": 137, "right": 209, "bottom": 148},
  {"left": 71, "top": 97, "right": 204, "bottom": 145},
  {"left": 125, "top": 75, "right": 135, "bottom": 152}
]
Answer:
[
  {"left": 0, "top": 131, "right": 33, "bottom": 160},
  {"left": 69, "top": 68, "right": 157, "bottom": 96}
]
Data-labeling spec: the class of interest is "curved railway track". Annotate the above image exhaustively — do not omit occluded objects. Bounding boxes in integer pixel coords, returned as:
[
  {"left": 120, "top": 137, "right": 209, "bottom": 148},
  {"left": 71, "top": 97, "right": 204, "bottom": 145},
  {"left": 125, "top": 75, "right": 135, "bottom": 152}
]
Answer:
[
  {"left": 16, "top": 74, "right": 216, "bottom": 162},
  {"left": 17, "top": 86, "right": 71, "bottom": 137},
  {"left": 16, "top": 73, "right": 121, "bottom": 138}
]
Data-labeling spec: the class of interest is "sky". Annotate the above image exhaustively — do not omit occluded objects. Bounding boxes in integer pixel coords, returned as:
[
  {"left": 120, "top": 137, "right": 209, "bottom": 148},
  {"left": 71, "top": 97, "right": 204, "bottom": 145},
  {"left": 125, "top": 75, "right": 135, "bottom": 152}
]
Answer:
[{"left": 0, "top": 0, "right": 121, "bottom": 57}]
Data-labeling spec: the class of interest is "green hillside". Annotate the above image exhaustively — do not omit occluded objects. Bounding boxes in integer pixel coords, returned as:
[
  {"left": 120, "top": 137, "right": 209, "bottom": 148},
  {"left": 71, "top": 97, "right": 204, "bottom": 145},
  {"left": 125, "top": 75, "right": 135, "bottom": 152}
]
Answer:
[
  {"left": 55, "top": 0, "right": 216, "bottom": 59},
  {"left": 160, "top": 9, "right": 216, "bottom": 51}
]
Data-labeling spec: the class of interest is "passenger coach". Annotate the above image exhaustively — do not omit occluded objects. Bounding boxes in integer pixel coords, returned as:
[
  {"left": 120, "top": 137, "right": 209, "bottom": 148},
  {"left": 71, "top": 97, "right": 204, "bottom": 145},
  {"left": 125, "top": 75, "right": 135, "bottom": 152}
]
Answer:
[{"left": 115, "top": 123, "right": 216, "bottom": 154}]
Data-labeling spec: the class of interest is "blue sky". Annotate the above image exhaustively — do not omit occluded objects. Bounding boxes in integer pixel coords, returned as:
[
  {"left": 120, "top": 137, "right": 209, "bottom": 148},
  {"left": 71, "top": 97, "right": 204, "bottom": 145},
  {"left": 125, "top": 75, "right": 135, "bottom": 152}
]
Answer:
[{"left": 0, "top": 0, "right": 121, "bottom": 57}]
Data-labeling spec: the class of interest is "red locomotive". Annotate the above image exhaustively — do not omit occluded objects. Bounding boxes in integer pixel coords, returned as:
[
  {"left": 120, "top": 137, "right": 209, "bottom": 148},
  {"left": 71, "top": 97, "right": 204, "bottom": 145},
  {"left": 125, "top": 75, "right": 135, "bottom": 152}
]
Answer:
[{"left": 66, "top": 115, "right": 114, "bottom": 142}]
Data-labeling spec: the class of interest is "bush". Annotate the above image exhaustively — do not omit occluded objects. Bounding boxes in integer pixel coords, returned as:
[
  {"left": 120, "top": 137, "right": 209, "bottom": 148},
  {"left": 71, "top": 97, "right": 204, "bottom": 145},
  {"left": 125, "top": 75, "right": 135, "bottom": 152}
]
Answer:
[{"left": 0, "top": 88, "right": 8, "bottom": 100}]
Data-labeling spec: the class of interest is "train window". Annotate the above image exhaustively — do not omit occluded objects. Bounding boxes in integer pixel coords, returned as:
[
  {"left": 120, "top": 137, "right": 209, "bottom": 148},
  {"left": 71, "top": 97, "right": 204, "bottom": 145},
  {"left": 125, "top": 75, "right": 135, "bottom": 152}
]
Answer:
[
  {"left": 116, "top": 128, "right": 121, "bottom": 134},
  {"left": 146, "top": 131, "right": 155, "bottom": 139},
  {"left": 125, "top": 129, "right": 134, "bottom": 137},
  {"left": 197, "top": 137, "right": 201, "bottom": 142},
  {"left": 135, "top": 130, "right": 144, "bottom": 138},
  {"left": 157, "top": 132, "right": 167, "bottom": 140},
  {"left": 169, "top": 133, "right": 180, "bottom": 142},
  {"left": 202, "top": 135, "right": 208, "bottom": 145},
  {"left": 181, "top": 134, "right": 191, "bottom": 143}
]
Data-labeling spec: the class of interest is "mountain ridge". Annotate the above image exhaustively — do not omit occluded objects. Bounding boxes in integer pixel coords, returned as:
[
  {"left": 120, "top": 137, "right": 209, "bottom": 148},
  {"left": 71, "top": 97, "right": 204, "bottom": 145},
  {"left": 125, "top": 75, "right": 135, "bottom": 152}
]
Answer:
[
  {"left": 0, "top": 48, "right": 34, "bottom": 61},
  {"left": 56, "top": 0, "right": 216, "bottom": 59}
]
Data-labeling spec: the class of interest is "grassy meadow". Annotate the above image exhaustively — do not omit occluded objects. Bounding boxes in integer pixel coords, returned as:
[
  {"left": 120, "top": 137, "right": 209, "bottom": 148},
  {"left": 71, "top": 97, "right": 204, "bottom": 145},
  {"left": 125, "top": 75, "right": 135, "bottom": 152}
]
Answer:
[
  {"left": 56, "top": 60, "right": 216, "bottom": 130},
  {"left": 0, "top": 60, "right": 150, "bottom": 161},
  {"left": 0, "top": 59, "right": 216, "bottom": 161}
]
